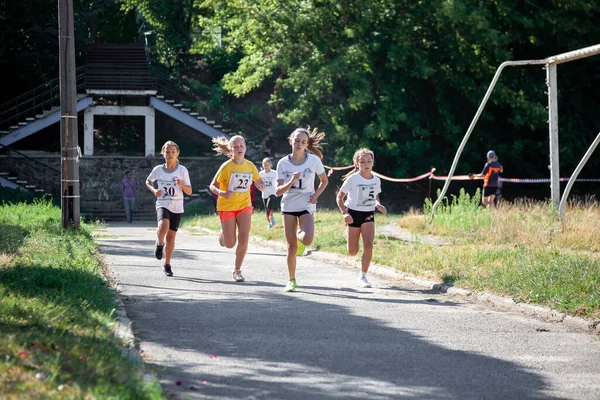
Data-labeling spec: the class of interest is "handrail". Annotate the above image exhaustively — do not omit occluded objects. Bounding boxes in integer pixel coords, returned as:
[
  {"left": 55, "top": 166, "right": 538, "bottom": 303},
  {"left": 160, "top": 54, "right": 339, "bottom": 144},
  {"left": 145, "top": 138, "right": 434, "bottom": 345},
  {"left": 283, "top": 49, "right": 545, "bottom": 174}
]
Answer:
[
  {"left": 149, "top": 66, "right": 281, "bottom": 142},
  {"left": 0, "top": 143, "right": 60, "bottom": 174},
  {"left": 0, "top": 67, "right": 86, "bottom": 129},
  {"left": 0, "top": 66, "right": 85, "bottom": 110}
]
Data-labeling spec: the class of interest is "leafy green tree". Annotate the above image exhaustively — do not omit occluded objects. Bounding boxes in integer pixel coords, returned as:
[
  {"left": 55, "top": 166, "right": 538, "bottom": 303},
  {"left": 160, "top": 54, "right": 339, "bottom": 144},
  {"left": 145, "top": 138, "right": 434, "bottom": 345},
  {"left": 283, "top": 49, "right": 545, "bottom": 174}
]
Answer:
[
  {"left": 193, "top": 0, "right": 600, "bottom": 180},
  {"left": 119, "top": 0, "right": 195, "bottom": 69}
]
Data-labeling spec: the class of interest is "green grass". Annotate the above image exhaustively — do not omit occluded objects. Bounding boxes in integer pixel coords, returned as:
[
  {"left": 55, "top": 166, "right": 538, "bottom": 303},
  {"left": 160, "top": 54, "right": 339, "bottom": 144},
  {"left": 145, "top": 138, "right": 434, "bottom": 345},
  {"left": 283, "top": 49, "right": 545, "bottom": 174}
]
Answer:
[
  {"left": 185, "top": 201, "right": 600, "bottom": 320},
  {"left": 0, "top": 200, "right": 163, "bottom": 399}
]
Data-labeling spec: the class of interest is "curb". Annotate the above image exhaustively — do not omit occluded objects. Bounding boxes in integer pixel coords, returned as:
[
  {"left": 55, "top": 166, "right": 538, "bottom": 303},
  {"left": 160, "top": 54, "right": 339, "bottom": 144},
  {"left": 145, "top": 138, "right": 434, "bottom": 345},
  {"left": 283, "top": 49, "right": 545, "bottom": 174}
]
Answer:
[
  {"left": 101, "top": 263, "right": 161, "bottom": 386},
  {"left": 251, "top": 236, "right": 600, "bottom": 336}
]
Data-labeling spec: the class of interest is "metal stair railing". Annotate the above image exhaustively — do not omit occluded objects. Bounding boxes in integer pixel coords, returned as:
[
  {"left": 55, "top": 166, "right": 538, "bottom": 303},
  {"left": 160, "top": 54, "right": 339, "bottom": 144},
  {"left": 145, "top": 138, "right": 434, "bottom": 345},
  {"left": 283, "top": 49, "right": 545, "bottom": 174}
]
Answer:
[
  {"left": 0, "top": 143, "right": 61, "bottom": 198},
  {"left": 0, "top": 67, "right": 86, "bottom": 131}
]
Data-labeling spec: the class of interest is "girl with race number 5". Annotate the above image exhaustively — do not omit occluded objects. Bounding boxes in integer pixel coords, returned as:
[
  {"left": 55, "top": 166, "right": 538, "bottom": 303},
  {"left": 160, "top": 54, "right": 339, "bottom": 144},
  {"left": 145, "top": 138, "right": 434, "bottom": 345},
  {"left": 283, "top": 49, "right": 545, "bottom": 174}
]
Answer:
[{"left": 336, "top": 148, "right": 387, "bottom": 288}]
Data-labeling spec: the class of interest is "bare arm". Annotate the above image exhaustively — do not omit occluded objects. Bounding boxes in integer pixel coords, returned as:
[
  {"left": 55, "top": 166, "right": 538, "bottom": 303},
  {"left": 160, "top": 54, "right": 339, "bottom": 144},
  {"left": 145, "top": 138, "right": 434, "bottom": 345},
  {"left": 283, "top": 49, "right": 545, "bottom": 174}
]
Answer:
[
  {"left": 177, "top": 179, "right": 193, "bottom": 195},
  {"left": 146, "top": 180, "right": 161, "bottom": 198},
  {"left": 276, "top": 172, "right": 301, "bottom": 196},
  {"left": 210, "top": 178, "right": 232, "bottom": 199},
  {"left": 309, "top": 173, "right": 329, "bottom": 204}
]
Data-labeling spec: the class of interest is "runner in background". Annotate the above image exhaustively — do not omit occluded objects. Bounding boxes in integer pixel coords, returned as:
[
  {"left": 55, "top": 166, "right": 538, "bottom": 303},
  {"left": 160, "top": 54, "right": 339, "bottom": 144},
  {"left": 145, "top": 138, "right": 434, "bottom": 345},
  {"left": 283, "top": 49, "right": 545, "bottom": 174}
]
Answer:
[
  {"left": 469, "top": 150, "right": 503, "bottom": 207},
  {"left": 210, "top": 135, "right": 265, "bottom": 282},
  {"left": 146, "top": 141, "right": 192, "bottom": 277},
  {"left": 336, "top": 148, "right": 387, "bottom": 288},
  {"left": 259, "top": 157, "right": 279, "bottom": 229},
  {"left": 276, "top": 127, "right": 328, "bottom": 292}
]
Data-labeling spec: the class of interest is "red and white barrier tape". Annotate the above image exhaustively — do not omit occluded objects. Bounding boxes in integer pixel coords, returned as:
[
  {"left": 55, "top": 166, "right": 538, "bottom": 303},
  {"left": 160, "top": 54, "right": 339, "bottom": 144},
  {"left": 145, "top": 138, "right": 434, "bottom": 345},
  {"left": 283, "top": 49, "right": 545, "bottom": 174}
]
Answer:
[{"left": 324, "top": 165, "right": 600, "bottom": 183}]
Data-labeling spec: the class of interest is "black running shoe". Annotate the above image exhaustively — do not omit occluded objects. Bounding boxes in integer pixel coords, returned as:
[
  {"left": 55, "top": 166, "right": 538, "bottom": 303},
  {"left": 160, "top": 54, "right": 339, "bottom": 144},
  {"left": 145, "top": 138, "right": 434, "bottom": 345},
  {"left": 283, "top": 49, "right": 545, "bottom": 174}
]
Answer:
[
  {"left": 155, "top": 243, "right": 164, "bottom": 260},
  {"left": 163, "top": 263, "right": 173, "bottom": 276}
]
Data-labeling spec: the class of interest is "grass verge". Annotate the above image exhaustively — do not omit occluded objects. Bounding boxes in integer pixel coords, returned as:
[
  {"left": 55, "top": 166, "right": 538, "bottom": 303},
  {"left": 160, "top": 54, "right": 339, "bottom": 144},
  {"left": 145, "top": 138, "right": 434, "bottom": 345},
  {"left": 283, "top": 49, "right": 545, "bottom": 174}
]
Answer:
[
  {"left": 0, "top": 200, "right": 163, "bottom": 399},
  {"left": 184, "top": 194, "right": 600, "bottom": 321}
]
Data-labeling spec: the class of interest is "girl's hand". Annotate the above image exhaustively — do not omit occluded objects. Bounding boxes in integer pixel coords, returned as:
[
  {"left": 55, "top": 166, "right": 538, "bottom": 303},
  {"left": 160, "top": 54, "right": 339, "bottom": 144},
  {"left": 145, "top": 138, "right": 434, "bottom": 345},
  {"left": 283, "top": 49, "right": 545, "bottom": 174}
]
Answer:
[
  {"left": 221, "top": 190, "right": 233, "bottom": 199},
  {"left": 309, "top": 193, "right": 318, "bottom": 204},
  {"left": 291, "top": 171, "right": 302, "bottom": 183},
  {"left": 177, "top": 178, "right": 185, "bottom": 187},
  {"left": 255, "top": 182, "right": 265, "bottom": 191},
  {"left": 377, "top": 204, "right": 387, "bottom": 215},
  {"left": 343, "top": 213, "right": 353, "bottom": 224},
  {"left": 154, "top": 189, "right": 162, "bottom": 198}
]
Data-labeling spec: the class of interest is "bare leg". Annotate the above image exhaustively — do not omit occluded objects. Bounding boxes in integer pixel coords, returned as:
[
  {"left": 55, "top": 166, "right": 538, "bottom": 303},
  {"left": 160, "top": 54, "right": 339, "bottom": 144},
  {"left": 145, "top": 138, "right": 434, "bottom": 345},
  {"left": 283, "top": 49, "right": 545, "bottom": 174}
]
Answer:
[
  {"left": 221, "top": 218, "right": 237, "bottom": 248},
  {"left": 347, "top": 225, "right": 361, "bottom": 256},
  {"left": 360, "top": 222, "right": 375, "bottom": 273},
  {"left": 234, "top": 213, "right": 252, "bottom": 270},
  {"left": 157, "top": 218, "right": 170, "bottom": 246},
  {"left": 164, "top": 229, "right": 177, "bottom": 265},
  {"left": 297, "top": 212, "right": 315, "bottom": 245},
  {"left": 283, "top": 214, "right": 299, "bottom": 280}
]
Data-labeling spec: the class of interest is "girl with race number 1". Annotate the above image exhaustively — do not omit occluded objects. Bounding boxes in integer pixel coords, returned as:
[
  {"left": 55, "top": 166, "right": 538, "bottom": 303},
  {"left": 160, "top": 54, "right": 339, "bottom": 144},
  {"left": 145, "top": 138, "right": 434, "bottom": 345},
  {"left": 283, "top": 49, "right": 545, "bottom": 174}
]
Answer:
[
  {"left": 210, "top": 135, "right": 265, "bottom": 282},
  {"left": 276, "top": 127, "right": 328, "bottom": 292},
  {"left": 336, "top": 148, "right": 387, "bottom": 288},
  {"left": 146, "top": 141, "right": 193, "bottom": 277}
]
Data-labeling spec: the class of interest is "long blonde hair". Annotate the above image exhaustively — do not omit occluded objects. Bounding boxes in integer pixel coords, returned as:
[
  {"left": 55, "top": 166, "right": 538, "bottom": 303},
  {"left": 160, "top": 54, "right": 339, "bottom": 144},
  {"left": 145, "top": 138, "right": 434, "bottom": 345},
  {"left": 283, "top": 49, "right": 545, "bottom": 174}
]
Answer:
[
  {"left": 288, "top": 126, "right": 326, "bottom": 159},
  {"left": 343, "top": 148, "right": 375, "bottom": 180},
  {"left": 212, "top": 135, "right": 245, "bottom": 158}
]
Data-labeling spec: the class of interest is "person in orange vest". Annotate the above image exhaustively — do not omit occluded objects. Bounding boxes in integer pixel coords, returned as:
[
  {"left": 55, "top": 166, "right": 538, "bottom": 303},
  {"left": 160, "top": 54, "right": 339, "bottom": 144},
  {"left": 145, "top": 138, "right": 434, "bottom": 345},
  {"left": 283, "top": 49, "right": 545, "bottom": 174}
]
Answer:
[{"left": 470, "top": 150, "right": 503, "bottom": 207}]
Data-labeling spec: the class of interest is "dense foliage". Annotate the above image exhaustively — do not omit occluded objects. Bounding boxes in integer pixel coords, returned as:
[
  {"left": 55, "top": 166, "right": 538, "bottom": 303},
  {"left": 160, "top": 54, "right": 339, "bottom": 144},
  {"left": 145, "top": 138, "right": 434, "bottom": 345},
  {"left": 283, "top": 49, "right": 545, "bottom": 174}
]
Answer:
[
  {"left": 3, "top": 0, "right": 600, "bottom": 181},
  {"left": 190, "top": 0, "right": 600, "bottom": 179}
]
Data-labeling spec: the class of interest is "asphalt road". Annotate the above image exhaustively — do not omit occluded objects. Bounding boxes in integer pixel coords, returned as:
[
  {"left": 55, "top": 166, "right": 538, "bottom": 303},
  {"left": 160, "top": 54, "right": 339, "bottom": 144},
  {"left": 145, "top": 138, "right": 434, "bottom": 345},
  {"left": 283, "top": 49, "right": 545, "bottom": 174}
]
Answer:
[{"left": 95, "top": 221, "right": 600, "bottom": 400}]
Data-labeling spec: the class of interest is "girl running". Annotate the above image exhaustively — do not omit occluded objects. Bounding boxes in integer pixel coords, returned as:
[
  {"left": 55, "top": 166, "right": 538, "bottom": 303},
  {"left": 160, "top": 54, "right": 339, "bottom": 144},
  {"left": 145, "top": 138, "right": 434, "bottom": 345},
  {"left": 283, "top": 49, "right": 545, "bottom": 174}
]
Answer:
[
  {"left": 336, "top": 148, "right": 387, "bottom": 287},
  {"left": 210, "top": 135, "right": 265, "bottom": 282},
  {"left": 146, "top": 140, "right": 193, "bottom": 277},
  {"left": 259, "top": 157, "right": 279, "bottom": 229},
  {"left": 276, "top": 127, "right": 328, "bottom": 292}
]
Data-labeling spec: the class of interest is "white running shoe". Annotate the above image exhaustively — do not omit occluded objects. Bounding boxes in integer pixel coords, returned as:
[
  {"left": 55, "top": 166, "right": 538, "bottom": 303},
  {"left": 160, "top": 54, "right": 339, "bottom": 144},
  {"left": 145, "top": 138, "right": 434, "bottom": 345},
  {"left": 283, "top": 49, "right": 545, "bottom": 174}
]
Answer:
[
  {"left": 357, "top": 276, "right": 372, "bottom": 288},
  {"left": 232, "top": 270, "right": 245, "bottom": 282}
]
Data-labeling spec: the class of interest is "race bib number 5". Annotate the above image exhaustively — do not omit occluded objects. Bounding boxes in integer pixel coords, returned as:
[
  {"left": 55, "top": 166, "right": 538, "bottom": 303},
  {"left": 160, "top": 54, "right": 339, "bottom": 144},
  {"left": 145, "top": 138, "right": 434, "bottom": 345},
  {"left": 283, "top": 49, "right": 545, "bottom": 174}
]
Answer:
[
  {"left": 228, "top": 172, "right": 253, "bottom": 193},
  {"left": 357, "top": 184, "right": 376, "bottom": 206}
]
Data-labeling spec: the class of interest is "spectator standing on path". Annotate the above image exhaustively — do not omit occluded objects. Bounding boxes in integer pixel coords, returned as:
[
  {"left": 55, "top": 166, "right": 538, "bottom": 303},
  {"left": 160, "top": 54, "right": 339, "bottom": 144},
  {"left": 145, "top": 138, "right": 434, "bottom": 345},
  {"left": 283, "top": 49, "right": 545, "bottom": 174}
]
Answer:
[
  {"left": 210, "top": 135, "right": 265, "bottom": 283},
  {"left": 276, "top": 127, "right": 328, "bottom": 292},
  {"left": 121, "top": 171, "right": 136, "bottom": 223},
  {"left": 259, "top": 157, "right": 279, "bottom": 229},
  {"left": 146, "top": 141, "right": 193, "bottom": 277},
  {"left": 470, "top": 150, "right": 503, "bottom": 207},
  {"left": 336, "top": 148, "right": 387, "bottom": 288}
]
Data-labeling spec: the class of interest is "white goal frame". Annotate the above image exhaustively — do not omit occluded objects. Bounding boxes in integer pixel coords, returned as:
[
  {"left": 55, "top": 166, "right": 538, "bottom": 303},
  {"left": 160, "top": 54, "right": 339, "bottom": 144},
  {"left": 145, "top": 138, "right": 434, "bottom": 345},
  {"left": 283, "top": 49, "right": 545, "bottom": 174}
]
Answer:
[{"left": 430, "top": 43, "right": 600, "bottom": 221}]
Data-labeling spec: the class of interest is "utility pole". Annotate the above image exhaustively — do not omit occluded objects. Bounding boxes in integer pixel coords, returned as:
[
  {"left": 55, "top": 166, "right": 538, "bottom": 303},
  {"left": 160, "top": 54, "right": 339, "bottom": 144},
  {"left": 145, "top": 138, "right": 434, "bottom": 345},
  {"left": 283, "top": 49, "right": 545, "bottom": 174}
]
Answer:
[{"left": 58, "top": 0, "right": 80, "bottom": 228}]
